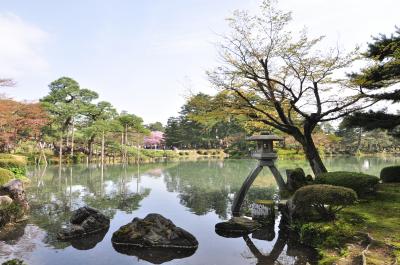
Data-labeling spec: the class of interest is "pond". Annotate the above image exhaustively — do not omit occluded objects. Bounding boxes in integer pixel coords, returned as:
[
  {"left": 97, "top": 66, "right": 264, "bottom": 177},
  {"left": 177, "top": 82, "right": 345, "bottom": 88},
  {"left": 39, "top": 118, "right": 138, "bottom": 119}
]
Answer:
[{"left": 0, "top": 156, "right": 398, "bottom": 265}]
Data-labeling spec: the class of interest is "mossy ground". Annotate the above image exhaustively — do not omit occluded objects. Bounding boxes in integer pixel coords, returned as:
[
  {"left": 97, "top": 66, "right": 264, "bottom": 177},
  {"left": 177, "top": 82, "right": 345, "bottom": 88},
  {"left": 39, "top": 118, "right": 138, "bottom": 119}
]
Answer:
[{"left": 300, "top": 183, "right": 400, "bottom": 264}]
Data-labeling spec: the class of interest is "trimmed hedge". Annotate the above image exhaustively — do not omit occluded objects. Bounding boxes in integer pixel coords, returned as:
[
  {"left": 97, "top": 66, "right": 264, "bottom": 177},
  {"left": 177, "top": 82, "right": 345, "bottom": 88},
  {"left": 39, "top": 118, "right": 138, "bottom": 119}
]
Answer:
[
  {"left": 315, "top": 171, "right": 379, "bottom": 196},
  {"left": 293, "top": 184, "right": 357, "bottom": 220},
  {"left": 380, "top": 166, "right": 400, "bottom": 183},
  {"left": 0, "top": 168, "right": 14, "bottom": 186}
]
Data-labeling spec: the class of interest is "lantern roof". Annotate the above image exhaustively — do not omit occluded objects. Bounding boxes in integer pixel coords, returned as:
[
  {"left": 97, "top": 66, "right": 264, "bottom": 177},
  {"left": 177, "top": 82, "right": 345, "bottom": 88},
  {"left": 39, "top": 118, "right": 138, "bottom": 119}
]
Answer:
[{"left": 246, "top": 135, "right": 283, "bottom": 141}]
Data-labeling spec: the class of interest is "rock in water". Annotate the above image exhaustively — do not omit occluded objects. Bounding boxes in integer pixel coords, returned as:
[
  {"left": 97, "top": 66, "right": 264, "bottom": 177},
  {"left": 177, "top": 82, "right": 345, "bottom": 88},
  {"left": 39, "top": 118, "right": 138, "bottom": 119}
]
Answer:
[
  {"left": 111, "top": 213, "right": 198, "bottom": 249},
  {"left": 57, "top": 206, "right": 110, "bottom": 240},
  {"left": 215, "top": 217, "right": 261, "bottom": 237},
  {"left": 0, "top": 180, "right": 29, "bottom": 211}
]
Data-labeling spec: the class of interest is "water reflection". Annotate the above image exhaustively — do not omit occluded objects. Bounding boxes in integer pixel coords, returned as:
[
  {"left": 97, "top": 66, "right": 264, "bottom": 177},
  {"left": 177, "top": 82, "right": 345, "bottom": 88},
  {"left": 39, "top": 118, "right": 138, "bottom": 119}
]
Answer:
[
  {"left": 27, "top": 164, "right": 151, "bottom": 249},
  {"left": 0, "top": 157, "right": 397, "bottom": 265},
  {"left": 112, "top": 245, "right": 197, "bottom": 264},
  {"left": 69, "top": 229, "right": 108, "bottom": 250}
]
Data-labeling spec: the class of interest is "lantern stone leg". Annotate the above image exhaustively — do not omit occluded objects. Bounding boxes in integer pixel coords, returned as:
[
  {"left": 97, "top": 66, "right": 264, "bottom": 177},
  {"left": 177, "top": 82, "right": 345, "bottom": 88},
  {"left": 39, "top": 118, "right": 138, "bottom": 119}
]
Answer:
[
  {"left": 232, "top": 163, "right": 263, "bottom": 217},
  {"left": 231, "top": 161, "right": 287, "bottom": 217},
  {"left": 231, "top": 134, "right": 288, "bottom": 217},
  {"left": 264, "top": 162, "right": 287, "bottom": 192}
]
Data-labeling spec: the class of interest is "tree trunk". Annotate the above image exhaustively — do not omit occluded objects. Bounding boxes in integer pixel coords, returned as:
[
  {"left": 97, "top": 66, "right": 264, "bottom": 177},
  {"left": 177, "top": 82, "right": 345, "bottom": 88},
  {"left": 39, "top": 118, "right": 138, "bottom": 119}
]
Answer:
[
  {"left": 71, "top": 119, "right": 75, "bottom": 158},
  {"left": 39, "top": 142, "right": 48, "bottom": 166},
  {"left": 301, "top": 133, "right": 327, "bottom": 176},
  {"left": 355, "top": 127, "right": 362, "bottom": 154},
  {"left": 137, "top": 133, "right": 140, "bottom": 165},
  {"left": 124, "top": 125, "right": 128, "bottom": 164},
  {"left": 59, "top": 133, "right": 63, "bottom": 166},
  {"left": 101, "top": 130, "right": 105, "bottom": 166},
  {"left": 121, "top": 131, "right": 124, "bottom": 163}
]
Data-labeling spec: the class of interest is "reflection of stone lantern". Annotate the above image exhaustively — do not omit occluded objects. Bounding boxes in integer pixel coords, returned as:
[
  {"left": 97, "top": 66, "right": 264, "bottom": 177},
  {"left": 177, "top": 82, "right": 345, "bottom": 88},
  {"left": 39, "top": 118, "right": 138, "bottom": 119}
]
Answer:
[{"left": 231, "top": 134, "right": 287, "bottom": 217}]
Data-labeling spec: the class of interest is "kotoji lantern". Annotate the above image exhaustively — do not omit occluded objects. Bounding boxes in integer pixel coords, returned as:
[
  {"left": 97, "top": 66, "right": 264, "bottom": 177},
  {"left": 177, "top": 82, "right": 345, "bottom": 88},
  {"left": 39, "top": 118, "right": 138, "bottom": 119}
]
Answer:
[
  {"left": 231, "top": 134, "right": 287, "bottom": 217},
  {"left": 247, "top": 134, "right": 282, "bottom": 160}
]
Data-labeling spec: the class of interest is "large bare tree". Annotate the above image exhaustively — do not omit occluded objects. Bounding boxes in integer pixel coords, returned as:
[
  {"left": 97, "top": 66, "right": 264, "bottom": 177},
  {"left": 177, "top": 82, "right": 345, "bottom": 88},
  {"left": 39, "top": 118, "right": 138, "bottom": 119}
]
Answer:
[{"left": 208, "top": 1, "right": 378, "bottom": 175}]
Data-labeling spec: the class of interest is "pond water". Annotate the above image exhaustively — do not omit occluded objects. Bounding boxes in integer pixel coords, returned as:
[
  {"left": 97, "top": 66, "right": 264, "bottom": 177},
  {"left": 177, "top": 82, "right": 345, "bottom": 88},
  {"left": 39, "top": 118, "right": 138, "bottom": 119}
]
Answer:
[{"left": 0, "top": 156, "right": 399, "bottom": 265}]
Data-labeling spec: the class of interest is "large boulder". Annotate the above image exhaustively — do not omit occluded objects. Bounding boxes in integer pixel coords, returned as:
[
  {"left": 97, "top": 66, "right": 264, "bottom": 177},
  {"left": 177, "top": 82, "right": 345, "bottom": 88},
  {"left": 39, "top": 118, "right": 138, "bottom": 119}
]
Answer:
[
  {"left": 215, "top": 217, "right": 261, "bottom": 238},
  {"left": 57, "top": 206, "right": 110, "bottom": 240},
  {"left": 111, "top": 213, "right": 198, "bottom": 249},
  {"left": 286, "top": 168, "right": 308, "bottom": 192},
  {"left": 0, "top": 180, "right": 29, "bottom": 211}
]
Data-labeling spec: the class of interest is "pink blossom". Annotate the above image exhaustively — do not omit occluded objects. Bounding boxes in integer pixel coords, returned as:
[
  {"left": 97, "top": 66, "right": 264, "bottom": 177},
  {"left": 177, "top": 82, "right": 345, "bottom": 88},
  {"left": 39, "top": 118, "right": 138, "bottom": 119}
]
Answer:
[{"left": 144, "top": 131, "right": 164, "bottom": 146}]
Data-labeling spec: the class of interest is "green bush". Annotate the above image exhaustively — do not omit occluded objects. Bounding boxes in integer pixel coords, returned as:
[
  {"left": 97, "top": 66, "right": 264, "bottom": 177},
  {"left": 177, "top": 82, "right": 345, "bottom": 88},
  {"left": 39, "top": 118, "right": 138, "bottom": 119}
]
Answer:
[
  {"left": 380, "top": 166, "right": 400, "bottom": 183},
  {"left": 293, "top": 184, "right": 357, "bottom": 220},
  {"left": 315, "top": 171, "right": 379, "bottom": 196},
  {"left": 0, "top": 158, "right": 26, "bottom": 177},
  {"left": 0, "top": 168, "right": 14, "bottom": 186}
]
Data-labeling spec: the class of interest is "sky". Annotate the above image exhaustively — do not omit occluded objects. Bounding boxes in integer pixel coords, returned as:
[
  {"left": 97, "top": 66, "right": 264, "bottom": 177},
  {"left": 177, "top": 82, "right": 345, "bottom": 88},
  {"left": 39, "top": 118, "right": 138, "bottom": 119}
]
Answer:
[{"left": 0, "top": 0, "right": 399, "bottom": 124}]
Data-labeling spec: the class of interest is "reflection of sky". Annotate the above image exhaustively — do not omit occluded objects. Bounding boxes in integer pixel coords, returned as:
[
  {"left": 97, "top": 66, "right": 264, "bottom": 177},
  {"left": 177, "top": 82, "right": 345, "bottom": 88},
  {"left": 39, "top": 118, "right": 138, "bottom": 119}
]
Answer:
[{"left": 6, "top": 157, "right": 400, "bottom": 265}]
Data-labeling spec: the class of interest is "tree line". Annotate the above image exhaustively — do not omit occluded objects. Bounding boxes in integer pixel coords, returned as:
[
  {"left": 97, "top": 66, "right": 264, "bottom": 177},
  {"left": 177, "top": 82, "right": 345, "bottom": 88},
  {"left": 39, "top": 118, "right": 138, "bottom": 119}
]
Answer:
[{"left": 0, "top": 77, "right": 168, "bottom": 164}]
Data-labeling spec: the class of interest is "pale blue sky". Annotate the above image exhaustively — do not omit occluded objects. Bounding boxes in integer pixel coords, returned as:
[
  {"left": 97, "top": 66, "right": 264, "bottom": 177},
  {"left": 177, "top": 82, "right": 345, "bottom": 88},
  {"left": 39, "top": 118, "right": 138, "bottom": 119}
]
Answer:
[{"left": 0, "top": 0, "right": 399, "bottom": 123}]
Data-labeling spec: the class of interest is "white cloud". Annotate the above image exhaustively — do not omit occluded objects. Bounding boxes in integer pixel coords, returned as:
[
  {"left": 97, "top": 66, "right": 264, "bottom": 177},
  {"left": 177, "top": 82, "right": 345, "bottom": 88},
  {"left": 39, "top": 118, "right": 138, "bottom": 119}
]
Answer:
[{"left": 0, "top": 13, "right": 48, "bottom": 79}]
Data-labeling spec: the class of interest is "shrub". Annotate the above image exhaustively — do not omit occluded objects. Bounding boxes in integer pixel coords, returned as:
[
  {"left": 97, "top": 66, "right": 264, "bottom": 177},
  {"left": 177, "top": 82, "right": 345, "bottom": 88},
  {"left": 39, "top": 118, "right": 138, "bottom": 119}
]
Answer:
[
  {"left": 315, "top": 171, "right": 379, "bottom": 196},
  {"left": 0, "top": 168, "right": 14, "bottom": 186},
  {"left": 293, "top": 184, "right": 357, "bottom": 220},
  {"left": 0, "top": 158, "right": 26, "bottom": 177},
  {"left": 164, "top": 150, "right": 179, "bottom": 158},
  {"left": 380, "top": 166, "right": 400, "bottom": 183}
]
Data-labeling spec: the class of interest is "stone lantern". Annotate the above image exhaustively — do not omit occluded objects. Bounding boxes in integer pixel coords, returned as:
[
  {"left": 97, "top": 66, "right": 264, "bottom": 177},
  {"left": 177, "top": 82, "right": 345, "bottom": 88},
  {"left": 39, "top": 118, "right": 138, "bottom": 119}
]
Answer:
[
  {"left": 247, "top": 135, "right": 281, "bottom": 160},
  {"left": 231, "top": 134, "right": 287, "bottom": 217}
]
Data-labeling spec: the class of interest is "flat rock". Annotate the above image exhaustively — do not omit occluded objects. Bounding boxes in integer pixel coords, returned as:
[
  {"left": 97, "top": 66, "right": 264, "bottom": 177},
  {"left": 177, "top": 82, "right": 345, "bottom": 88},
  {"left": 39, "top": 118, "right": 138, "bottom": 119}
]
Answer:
[
  {"left": 111, "top": 213, "right": 198, "bottom": 249},
  {"left": 215, "top": 217, "right": 261, "bottom": 237},
  {"left": 57, "top": 206, "right": 110, "bottom": 240}
]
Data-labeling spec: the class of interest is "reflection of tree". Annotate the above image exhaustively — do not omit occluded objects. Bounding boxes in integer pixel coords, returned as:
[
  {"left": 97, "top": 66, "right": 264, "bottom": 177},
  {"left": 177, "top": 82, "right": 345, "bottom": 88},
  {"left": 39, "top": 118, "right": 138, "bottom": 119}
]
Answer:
[
  {"left": 26, "top": 164, "right": 156, "bottom": 249},
  {"left": 163, "top": 160, "right": 278, "bottom": 219},
  {"left": 84, "top": 189, "right": 151, "bottom": 217},
  {"left": 179, "top": 188, "right": 229, "bottom": 218}
]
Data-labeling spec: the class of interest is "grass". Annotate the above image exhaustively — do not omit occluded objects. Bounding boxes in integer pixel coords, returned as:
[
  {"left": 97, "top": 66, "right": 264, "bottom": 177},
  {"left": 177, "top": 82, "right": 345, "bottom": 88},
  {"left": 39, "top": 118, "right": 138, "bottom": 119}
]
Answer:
[
  {"left": 343, "top": 183, "right": 400, "bottom": 246},
  {"left": 303, "top": 183, "right": 400, "bottom": 263}
]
